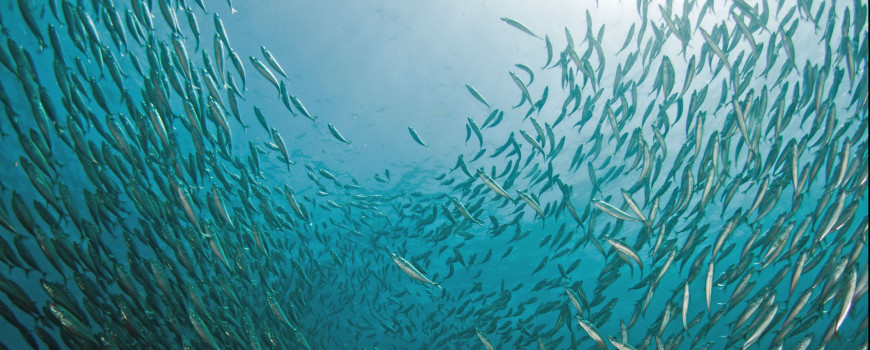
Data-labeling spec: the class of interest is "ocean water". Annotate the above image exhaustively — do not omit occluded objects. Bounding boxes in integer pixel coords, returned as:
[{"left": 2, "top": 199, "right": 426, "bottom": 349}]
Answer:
[{"left": 0, "top": 0, "right": 867, "bottom": 349}]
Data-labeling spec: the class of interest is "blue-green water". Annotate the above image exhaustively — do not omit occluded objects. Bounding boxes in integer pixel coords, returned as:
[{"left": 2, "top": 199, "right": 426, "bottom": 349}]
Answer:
[{"left": 0, "top": 0, "right": 867, "bottom": 349}]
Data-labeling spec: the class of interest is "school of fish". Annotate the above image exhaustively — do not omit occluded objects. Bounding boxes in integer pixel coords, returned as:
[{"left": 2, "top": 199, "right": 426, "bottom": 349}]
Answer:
[{"left": 0, "top": 0, "right": 867, "bottom": 349}]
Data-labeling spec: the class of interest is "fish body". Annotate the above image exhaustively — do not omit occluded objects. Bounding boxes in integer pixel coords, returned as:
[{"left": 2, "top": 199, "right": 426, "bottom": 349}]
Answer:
[
  {"left": 576, "top": 316, "right": 607, "bottom": 349},
  {"left": 290, "top": 94, "right": 316, "bottom": 122},
  {"left": 408, "top": 127, "right": 429, "bottom": 148},
  {"left": 593, "top": 198, "right": 641, "bottom": 222},
  {"left": 390, "top": 252, "right": 439, "bottom": 287},
  {"left": 478, "top": 169, "right": 514, "bottom": 201},
  {"left": 501, "top": 17, "right": 542, "bottom": 39},
  {"left": 250, "top": 56, "right": 280, "bottom": 91},
  {"left": 476, "top": 328, "right": 496, "bottom": 350},
  {"left": 606, "top": 238, "right": 644, "bottom": 276},
  {"left": 517, "top": 190, "right": 544, "bottom": 220},
  {"left": 466, "top": 84, "right": 490, "bottom": 108},
  {"left": 261, "top": 46, "right": 288, "bottom": 79},
  {"left": 327, "top": 123, "right": 352, "bottom": 145}
]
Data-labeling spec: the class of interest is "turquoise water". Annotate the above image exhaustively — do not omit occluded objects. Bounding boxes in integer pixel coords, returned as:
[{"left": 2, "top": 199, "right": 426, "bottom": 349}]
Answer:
[{"left": 0, "top": 0, "right": 867, "bottom": 349}]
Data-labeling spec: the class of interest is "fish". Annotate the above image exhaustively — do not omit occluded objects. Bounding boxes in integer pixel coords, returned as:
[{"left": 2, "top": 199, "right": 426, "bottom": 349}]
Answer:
[
  {"left": 835, "top": 266, "right": 857, "bottom": 333},
  {"left": 519, "top": 130, "right": 546, "bottom": 156},
  {"left": 47, "top": 302, "right": 97, "bottom": 346},
  {"left": 477, "top": 168, "right": 514, "bottom": 202},
  {"left": 228, "top": 48, "right": 246, "bottom": 90},
  {"left": 390, "top": 252, "right": 440, "bottom": 287},
  {"left": 253, "top": 106, "right": 272, "bottom": 132},
  {"left": 510, "top": 71, "right": 534, "bottom": 109},
  {"left": 605, "top": 238, "right": 643, "bottom": 276},
  {"left": 279, "top": 81, "right": 298, "bottom": 117},
  {"left": 250, "top": 56, "right": 280, "bottom": 91},
  {"left": 466, "top": 84, "right": 490, "bottom": 109},
  {"left": 408, "top": 127, "right": 429, "bottom": 148},
  {"left": 617, "top": 23, "right": 635, "bottom": 54},
  {"left": 327, "top": 123, "right": 352, "bottom": 145},
  {"left": 517, "top": 190, "right": 545, "bottom": 220},
  {"left": 576, "top": 316, "right": 607, "bottom": 349},
  {"left": 476, "top": 328, "right": 496, "bottom": 350},
  {"left": 621, "top": 189, "right": 648, "bottom": 225},
  {"left": 189, "top": 308, "right": 220, "bottom": 349},
  {"left": 515, "top": 63, "right": 535, "bottom": 85},
  {"left": 289, "top": 94, "right": 316, "bottom": 122},
  {"left": 261, "top": 46, "right": 289, "bottom": 79},
  {"left": 682, "top": 282, "right": 690, "bottom": 331},
  {"left": 184, "top": 7, "right": 201, "bottom": 49},
  {"left": 705, "top": 262, "right": 714, "bottom": 313},
  {"left": 213, "top": 34, "right": 226, "bottom": 84},
  {"left": 271, "top": 128, "right": 294, "bottom": 169},
  {"left": 592, "top": 198, "right": 641, "bottom": 222},
  {"left": 500, "top": 17, "right": 542, "bottom": 39},
  {"left": 742, "top": 302, "right": 778, "bottom": 349},
  {"left": 16, "top": 0, "right": 45, "bottom": 50},
  {"left": 543, "top": 35, "right": 553, "bottom": 68},
  {"left": 608, "top": 336, "right": 637, "bottom": 350},
  {"left": 452, "top": 198, "right": 483, "bottom": 225},
  {"left": 467, "top": 117, "right": 483, "bottom": 146},
  {"left": 699, "top": 27, "right": 732, "bottom": 74}
]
